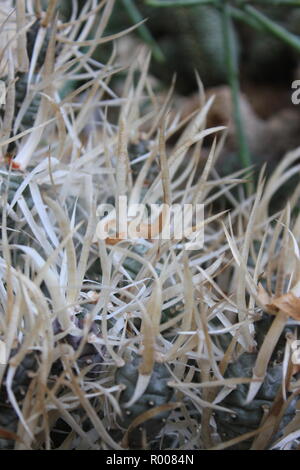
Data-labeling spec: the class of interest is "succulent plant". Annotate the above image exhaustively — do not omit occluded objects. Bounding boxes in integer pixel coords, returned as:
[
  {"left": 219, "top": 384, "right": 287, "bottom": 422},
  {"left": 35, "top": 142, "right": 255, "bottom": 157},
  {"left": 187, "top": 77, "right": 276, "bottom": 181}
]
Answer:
[
  {"left": 115, "top": 357, "right": 174, "bottom": 448},
  {"left": 51, "top": 317, "right": 105, "bottom": 380},
  {"left": 0, "top": 351, "right": 39, "bottom": 449},
  {"left": 214, "top": 352, "right": 298, "bottom": 450},
  {"left": 0, "top": 0, "right": 300, "bottom": 452},
  {"left": 1, "top": 171, "right": 34, "bottom": 207},
  {"left": 26, "top": 20, "right": 55, "bottom": 70},
  {"left": 13, "top": 73, "right": 41, "bottom": 131},
  {"left": 0, "top": 404, "right": 19, "bottom": 450},
  {"left": 0, "top": 320, "right": 105, "bottom": 449}
]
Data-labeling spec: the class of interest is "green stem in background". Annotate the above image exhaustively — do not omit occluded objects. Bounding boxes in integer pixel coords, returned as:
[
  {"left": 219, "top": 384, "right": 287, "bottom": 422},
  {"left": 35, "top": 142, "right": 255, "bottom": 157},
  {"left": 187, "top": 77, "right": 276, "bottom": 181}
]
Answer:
[
  {"left": 122, "top": 0, "right": 165, "bottom": 62},
  {"left": 146, "top": 0, "right": 300, "bottom": 6},
  {"left": 145, "top": 0, "right": 216, "bottom": 7},
  {"left": 220, "top": 2, "right": 252, "bottom": 176},
  {"left": 243, "top": 5, "right": 300, "bottom": 53},
  {"left": 228, "top": 5, "right": 265, "bottom": 31},
  {"left": 239, "top": 0, "right": 300, "bottom": 5}
]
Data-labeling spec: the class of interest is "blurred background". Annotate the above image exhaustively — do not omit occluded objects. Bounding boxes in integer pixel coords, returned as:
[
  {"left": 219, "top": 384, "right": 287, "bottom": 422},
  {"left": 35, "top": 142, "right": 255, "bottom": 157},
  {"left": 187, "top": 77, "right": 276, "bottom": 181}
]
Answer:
[{"left": 58, "top": 0, "right": 300, "bottom": 174}]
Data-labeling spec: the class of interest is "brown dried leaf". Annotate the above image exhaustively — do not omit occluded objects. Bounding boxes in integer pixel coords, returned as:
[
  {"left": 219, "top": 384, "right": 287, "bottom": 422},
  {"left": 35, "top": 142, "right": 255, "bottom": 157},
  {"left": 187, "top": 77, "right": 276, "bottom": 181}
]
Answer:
[
  {"left": 257, "top": 283, "right": 271, "bottom": 305},
  {"left": 0, "top": 427, "right": 20, "bottom": 442},
  {"left": 271, "top": 292, "right": 300, "bottom": 321},
  {"left": 256, "top": 283, "right": 300, "bottom": 319},
  {"left": 257, "top": 283, "right": 278, "bottom": 314}
]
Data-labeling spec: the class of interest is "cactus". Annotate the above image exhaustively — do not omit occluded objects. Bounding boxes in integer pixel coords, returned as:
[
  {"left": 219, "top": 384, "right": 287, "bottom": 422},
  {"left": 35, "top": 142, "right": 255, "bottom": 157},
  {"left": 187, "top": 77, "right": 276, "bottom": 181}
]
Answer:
[
  {"left": 115, "top": 357, "right": 174, "bottom": 448},
  {"left": 13, "top": 73, "right": 42, "bottom": 131},
  {"left": 0, "top": 351, "right": 39, "bottom": 449},
  {"left": 214, "top": 353, "right": 298, "bottom": 450},
  {"left": 0, "top": 0, "right": 300, "bottom": 452}
]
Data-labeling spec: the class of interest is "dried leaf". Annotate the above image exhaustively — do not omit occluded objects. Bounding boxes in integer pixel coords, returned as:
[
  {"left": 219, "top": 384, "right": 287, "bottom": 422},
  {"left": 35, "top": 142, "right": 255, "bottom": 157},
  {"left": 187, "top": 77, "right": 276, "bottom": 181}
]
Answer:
[{"left": 271, "top": 292, "right": 300, "bottom": 321}]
